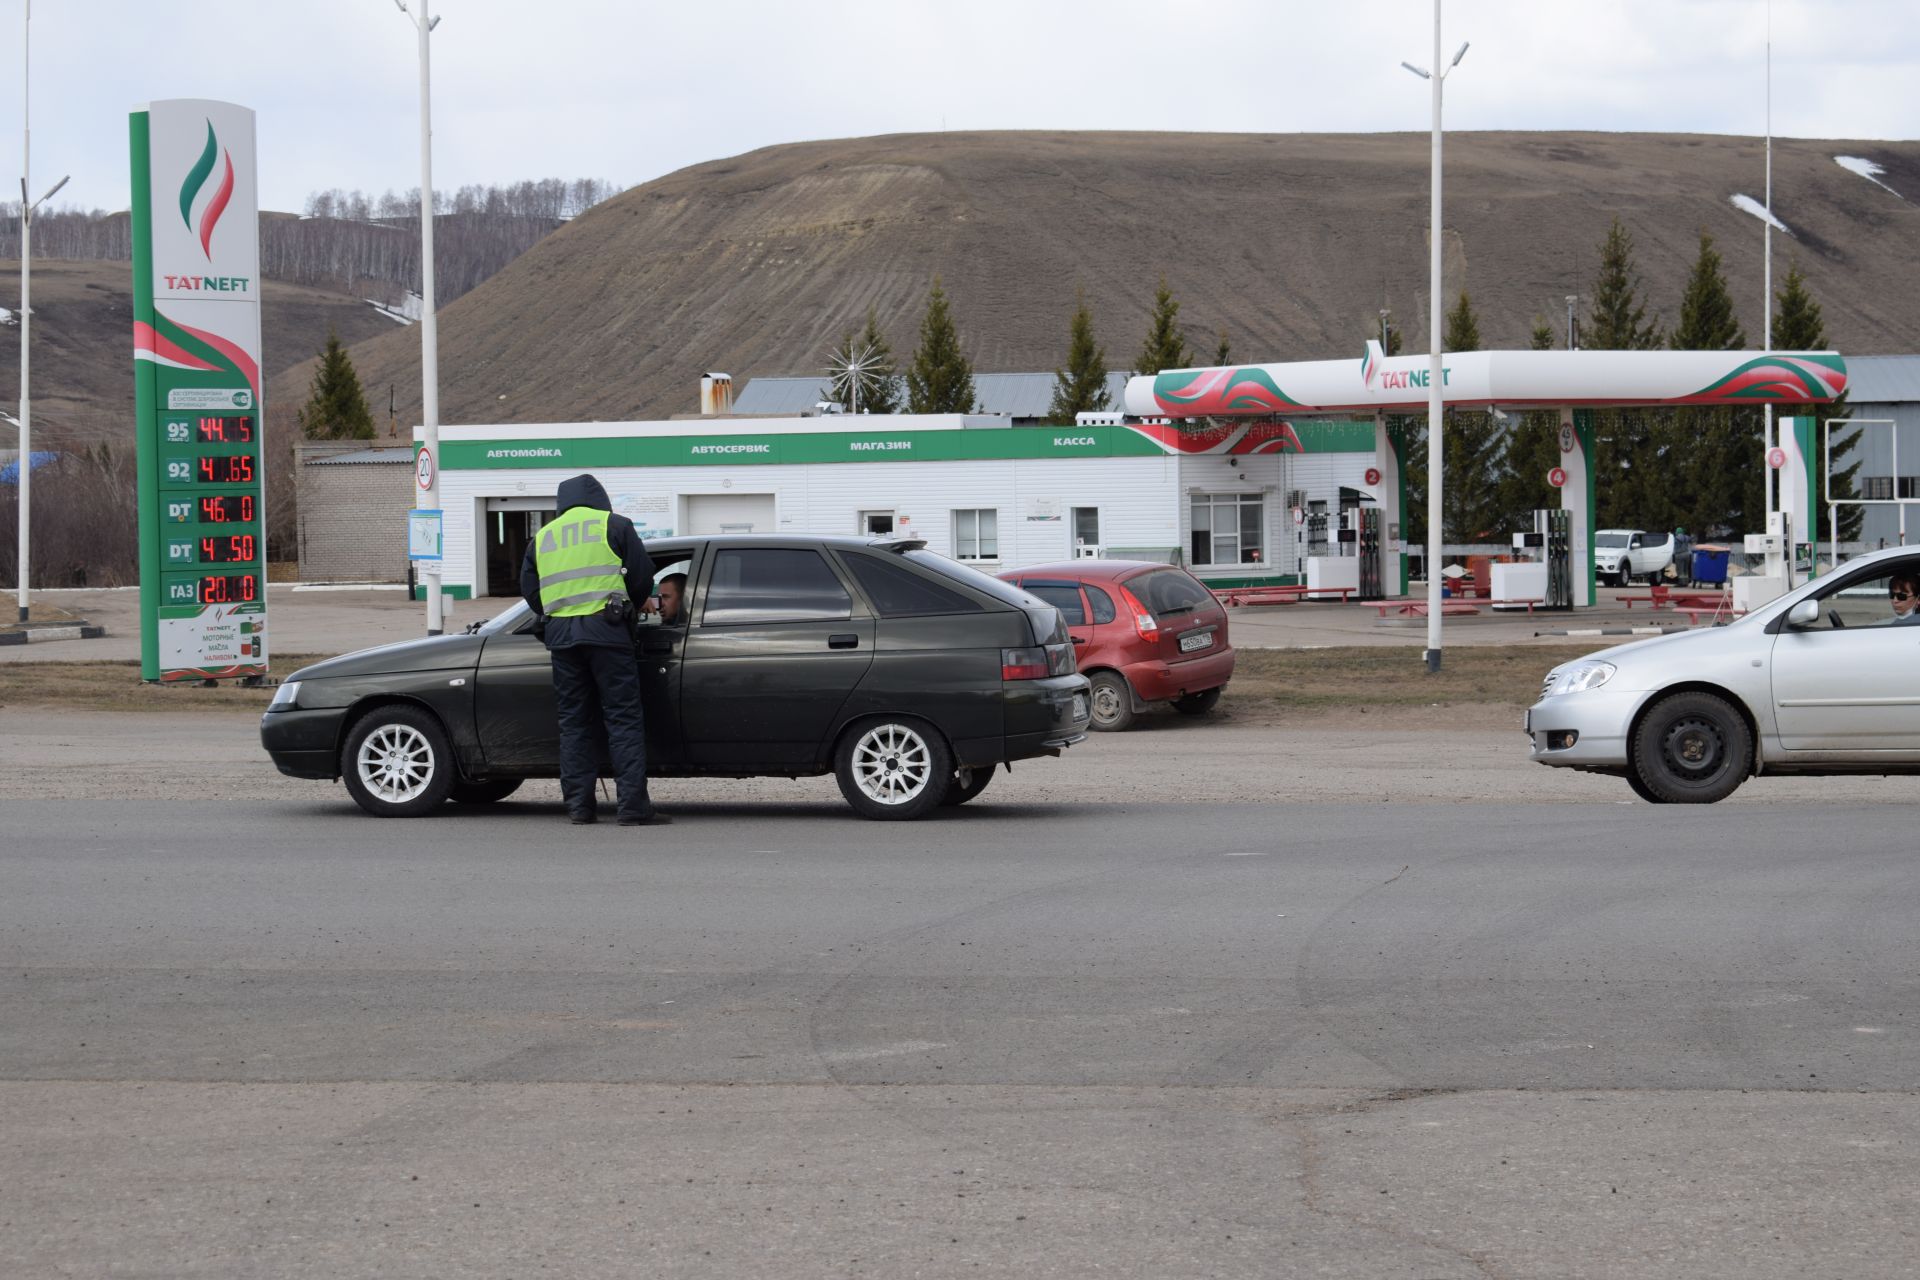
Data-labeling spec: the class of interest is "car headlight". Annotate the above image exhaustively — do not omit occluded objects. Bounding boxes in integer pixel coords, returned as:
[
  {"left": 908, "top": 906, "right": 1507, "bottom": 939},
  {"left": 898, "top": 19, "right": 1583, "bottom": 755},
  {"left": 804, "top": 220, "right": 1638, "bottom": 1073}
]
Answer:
[
  {"left": 266, "top": 680, "right": 301, "bottom": 712},
  {"left": 1544, "top": 662, "right": 1616, "bottom": 697}
]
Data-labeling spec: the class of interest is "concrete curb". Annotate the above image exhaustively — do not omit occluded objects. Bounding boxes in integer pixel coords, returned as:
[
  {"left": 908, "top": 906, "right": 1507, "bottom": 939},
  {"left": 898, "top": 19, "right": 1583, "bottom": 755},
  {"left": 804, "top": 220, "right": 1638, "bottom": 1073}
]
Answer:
[
  {"left": 0, "top": 624, "right": 106, "bottom": 645},
  {"left": 1533, "top": 626, "right": 1683, "bottom": 637}
]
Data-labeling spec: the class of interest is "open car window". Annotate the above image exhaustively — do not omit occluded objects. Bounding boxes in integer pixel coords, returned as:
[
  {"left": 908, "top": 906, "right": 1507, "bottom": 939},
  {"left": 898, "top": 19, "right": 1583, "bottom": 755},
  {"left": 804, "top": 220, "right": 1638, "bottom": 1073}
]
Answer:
[
  {"left": 1798, "top": 558, "right": 1920, "bottom": 631},
  {"left": 639, "top": 558, "right": 695, "bottom": 628}
]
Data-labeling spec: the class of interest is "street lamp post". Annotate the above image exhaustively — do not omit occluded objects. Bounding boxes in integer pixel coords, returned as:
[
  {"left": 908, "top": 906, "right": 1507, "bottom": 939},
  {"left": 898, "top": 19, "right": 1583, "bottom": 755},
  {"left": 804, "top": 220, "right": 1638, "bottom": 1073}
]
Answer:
[
  {"left": 1565, "top": 294, "right": 1579, "bottom": 351},
  {"left": 16, "top": 0, "right": 68, "bottom": 624},
  {"left": 396, "top": 0, "right": 444, "bottom": 635},
  {"left": 1402, "top": 4, "right": 1468, "bottom": 673}
]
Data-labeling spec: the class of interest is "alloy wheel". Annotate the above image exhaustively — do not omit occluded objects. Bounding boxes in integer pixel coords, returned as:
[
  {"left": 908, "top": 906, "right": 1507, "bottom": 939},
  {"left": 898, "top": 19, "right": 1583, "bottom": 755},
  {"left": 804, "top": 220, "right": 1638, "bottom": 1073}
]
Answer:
[
  {"left": 356, "top": 723, "right": 437, "bottom": 804},
  {"left": 850, "top": 723, "right": 933, "bottom": 805}
]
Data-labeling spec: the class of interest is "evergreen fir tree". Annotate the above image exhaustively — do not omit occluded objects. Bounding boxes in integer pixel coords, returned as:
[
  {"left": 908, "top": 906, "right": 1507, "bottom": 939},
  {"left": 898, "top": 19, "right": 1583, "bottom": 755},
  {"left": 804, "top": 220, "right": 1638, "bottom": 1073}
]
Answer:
[
  {"left": 1587, "top": 217, "right": 1662, "bottom": 350},
  {"left": 824, "top": 307, "right": 901, "bottom": 414},
  {"left": 1436, "top": 292, "right": 1502, "bottom": 543},
  {"left": 1666, "top": 230, "right": 1752, "bottom": 538},
  {"left": 1377, "top": 308, "right": 1404, "bottom": 356},
  {"left": 1046, "top": 291, "right": 1111, "bottom": 425},
  {"left": 905, "top": 277, "right": 977, "bottom": 415},
  {"left": 297, "top": 331, "right": 376, "bottom": 440},
  {"left": 1774, "top": 259, "right": 1860, "bottom": 541},
  {"left": 1586, "top": 218, "right": 1664, "bottom": 526},
  {"left": 1133, "top": 277, "right": 1190, "bottom": 375},
  {"left": 1443, "top": 290, "right": 1481, "bottom": 354},
  {"left": 1498, "top": 314, "right": 1562, "bottom": 532},
  {"left": 1213, "top": 328, "right": 1233, "bottom": 367}
]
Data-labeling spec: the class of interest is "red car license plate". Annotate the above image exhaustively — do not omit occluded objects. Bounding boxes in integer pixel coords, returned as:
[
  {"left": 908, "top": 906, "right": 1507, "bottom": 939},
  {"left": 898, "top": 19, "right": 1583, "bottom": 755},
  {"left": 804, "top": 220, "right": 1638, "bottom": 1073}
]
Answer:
[{"left": 1178, "top": 630, "right": 1212, "bottom": 653}]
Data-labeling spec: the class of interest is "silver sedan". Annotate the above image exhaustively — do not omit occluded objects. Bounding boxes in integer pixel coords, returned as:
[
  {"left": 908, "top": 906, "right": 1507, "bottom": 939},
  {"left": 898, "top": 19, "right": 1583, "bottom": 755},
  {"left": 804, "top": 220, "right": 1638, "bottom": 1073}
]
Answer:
[{"left": 1528, "top": 546, "right": 1920, "bottom": 802}]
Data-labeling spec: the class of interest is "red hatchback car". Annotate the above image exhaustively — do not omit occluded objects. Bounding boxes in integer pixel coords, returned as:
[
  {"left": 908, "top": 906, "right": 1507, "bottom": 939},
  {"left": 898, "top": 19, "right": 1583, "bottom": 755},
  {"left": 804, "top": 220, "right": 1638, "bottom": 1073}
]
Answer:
[{"left": 998, "top": 561, "right": 1235, "bottom": 731}]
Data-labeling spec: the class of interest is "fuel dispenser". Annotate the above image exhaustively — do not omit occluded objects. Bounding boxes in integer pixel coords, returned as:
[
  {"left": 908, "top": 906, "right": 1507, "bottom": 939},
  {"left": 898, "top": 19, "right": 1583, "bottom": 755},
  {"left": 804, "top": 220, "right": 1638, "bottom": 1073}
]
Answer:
[
  {"left": 1354, "top": 507, "right": 1385, "bottom": 601},
  {"left": 1508, "top": 508, "right": 1573, "bottom": 610}
]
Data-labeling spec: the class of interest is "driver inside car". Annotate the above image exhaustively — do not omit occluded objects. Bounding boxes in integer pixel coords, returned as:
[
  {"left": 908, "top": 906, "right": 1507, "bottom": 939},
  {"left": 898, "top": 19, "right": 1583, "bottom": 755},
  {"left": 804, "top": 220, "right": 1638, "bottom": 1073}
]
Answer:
[
  {"left": 1887, "top": 571, "right": 1920, "bottom": 625},
  {"left": 653, "top": 572, "right": 687, "bottom": 627}
]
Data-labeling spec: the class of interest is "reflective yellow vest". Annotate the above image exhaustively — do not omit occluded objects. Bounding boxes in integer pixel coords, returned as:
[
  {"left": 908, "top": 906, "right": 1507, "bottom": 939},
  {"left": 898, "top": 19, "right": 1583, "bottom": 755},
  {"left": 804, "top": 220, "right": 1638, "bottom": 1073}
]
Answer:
[{"left": 534, "top": 507, "right": 626, "bottom": 617}]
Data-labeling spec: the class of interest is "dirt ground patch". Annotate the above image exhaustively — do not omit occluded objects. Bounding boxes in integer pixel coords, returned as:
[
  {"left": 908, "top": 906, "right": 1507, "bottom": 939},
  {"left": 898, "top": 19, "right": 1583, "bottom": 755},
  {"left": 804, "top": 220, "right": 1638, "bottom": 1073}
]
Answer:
[
  {"left": 0, "top": 656, "right": 330, "bottom": 714},
  {"left": 0, "top": 646, "right": 1591, "bottom": 719},
  {"left": 1209, "top": 645, "right": 1594, "bottom": 726}
]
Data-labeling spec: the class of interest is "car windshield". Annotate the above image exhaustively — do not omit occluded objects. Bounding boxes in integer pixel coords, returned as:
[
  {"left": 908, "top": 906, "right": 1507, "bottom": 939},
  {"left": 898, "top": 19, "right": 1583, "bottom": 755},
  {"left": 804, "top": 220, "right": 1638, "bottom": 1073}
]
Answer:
[
  {"left": 472, "top": 600, "right": 532, "bottom": 636},
  {"left": 1595, "top": 533, "right": 1631, "bottom": 548}
]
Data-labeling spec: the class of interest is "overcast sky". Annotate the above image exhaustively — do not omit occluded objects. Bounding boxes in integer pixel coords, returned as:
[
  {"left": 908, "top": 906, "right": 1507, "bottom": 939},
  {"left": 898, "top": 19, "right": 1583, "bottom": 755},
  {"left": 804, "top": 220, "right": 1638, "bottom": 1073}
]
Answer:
[{"left": 3, "top": 0, "right": 1915, "bottom": 215}]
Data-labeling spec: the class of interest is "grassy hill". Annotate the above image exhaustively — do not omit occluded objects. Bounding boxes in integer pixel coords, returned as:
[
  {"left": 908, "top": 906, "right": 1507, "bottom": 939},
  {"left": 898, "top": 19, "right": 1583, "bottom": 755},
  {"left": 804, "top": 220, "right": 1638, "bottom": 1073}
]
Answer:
[
  {"left": 273, "top": 130, "right": 1920, "bottom": 427},
  {"left": 0, "top": 260, "right": 405, "bottom": 447}
]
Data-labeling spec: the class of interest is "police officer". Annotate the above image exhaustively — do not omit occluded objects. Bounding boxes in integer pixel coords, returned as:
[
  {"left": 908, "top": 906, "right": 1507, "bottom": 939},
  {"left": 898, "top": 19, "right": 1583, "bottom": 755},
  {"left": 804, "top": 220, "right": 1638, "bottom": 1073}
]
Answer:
[{"left": 520, "top": 474, "right": 669, "bottom": 826}]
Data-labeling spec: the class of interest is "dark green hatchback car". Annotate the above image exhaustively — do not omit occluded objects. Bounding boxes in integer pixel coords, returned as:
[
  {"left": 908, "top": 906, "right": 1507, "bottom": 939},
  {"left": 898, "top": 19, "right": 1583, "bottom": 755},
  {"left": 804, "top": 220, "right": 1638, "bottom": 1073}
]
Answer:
[{"left": 261, "top": 536, "right": 1090, "bottom": 820}]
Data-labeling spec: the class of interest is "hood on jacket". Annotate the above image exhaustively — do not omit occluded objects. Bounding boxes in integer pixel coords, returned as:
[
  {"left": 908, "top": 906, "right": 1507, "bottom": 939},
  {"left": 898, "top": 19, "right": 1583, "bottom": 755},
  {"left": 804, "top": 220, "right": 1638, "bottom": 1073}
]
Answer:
[{"left": 556, "top": 473, "right": 612, "bottom": 515}]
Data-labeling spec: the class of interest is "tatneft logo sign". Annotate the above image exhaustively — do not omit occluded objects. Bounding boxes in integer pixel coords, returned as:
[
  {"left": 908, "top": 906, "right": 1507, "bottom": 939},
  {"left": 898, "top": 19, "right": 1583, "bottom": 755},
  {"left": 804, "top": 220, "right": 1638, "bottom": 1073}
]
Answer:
[
  {"left": 149, "top": 101, "right": 259, "bottom": 303},
  {"left": 1362, "top": 344, "right": 1452, "bottom": 392}
]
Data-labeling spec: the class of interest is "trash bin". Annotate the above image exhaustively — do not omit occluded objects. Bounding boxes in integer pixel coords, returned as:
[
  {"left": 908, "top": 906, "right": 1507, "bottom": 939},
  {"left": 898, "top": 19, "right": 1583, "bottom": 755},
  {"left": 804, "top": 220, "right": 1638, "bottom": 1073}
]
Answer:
[{"left": 1691, "top": 546, "right": 1730, "bottom": 587}]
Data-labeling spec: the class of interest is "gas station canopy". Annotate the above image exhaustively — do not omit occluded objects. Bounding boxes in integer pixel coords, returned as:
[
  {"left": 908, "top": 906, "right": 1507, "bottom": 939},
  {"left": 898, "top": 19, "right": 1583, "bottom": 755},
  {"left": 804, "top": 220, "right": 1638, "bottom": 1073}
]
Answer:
[{"left": 1123, "top": 343, "right": 1848, "bottom": 417}]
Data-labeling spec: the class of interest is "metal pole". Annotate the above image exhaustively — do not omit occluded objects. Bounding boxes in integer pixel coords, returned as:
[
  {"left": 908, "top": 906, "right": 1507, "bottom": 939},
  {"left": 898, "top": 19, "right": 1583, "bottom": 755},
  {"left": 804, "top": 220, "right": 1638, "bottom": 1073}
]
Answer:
[
  {"left": 1764, "top": 0, "right": 1778, "bottom": 579},
  {"left": 1424, "top": 0, "right": 1444, "bottom": 672},
  {"left": 17, "top": 0, "right": 31, "bottom": 624},
  {"left": 1565, "top": 295, "right": 1577, "bottom": 350},
  {"left": 405, "top": 0, "right": 444, "bottom": 635}
]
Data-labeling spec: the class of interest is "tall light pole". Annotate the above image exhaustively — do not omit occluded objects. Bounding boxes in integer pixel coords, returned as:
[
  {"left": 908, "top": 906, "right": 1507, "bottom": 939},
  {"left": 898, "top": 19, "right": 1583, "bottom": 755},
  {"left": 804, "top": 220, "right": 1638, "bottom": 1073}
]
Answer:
[
  {"left": 1565, "top": 294, "right": 1579, "bottom": 350},
  {"left": 396, "top": 0, "right": 443, "bottom": 635},
  {"left": 16, "top": 0, "right": 68, "bottom": 624},
  {"left": 1402, "top": 5, "right": 1468, "bottom": 672}
]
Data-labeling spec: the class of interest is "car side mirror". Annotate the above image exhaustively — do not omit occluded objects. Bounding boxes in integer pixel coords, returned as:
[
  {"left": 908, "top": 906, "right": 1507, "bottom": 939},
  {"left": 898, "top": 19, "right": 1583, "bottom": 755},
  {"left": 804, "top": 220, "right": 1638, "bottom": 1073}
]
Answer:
[{"left": 1786, "top": 598, "right": 1820, "bottom": 629}]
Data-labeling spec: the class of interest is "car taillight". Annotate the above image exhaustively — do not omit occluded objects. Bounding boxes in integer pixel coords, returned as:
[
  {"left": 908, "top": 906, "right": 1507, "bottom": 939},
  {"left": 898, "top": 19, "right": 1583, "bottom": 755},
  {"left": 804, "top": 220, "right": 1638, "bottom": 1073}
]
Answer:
[
  {"left": 1002, "top": 646, "right": 1050, "bottom": 680},
  {"left": 1117, "top": 585, "right": 1159, "bottom": 642}
]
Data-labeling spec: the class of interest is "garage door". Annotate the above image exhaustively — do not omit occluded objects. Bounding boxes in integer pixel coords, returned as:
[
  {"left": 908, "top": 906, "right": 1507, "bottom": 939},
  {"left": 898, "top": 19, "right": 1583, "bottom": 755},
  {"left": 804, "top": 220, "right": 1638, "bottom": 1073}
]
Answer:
[{"left": 686, "top": 493, "right": 775, "bottom": 535}]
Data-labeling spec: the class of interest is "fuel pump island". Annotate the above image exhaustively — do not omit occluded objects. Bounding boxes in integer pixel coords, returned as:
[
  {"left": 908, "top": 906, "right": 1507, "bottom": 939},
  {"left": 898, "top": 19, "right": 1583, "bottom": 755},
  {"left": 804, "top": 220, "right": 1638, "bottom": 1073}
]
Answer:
[{"left": 1122, "top": 342, "right": 1848, "bottom": 611}]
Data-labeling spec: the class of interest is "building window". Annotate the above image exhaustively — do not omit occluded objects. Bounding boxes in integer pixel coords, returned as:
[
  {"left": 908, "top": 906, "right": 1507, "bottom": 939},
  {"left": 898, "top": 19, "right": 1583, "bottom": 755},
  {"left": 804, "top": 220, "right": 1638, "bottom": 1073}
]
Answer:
[
  {"left": 1864, "top": 476, "right": 1895, "bottom": 501},
  {"left": 953, "top": 508, "right": 999, "bottom": 561},
  {"left": 1190, "top": 493, "right": 1264, "bottom": 566}
]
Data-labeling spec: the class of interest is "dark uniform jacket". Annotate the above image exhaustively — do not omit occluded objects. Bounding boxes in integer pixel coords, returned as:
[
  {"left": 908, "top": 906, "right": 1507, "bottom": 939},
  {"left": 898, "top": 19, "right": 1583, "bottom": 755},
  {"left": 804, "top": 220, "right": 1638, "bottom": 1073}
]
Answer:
[{"left": 519, "top": 474, "right": 654, "bottom": 650}]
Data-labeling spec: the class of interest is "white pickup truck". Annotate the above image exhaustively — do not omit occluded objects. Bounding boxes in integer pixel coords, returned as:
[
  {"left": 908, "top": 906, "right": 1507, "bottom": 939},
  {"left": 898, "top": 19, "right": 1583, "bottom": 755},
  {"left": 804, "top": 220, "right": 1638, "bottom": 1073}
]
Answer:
[{"left": 1593, "top": 529, "right": 1676, "bottom": 586}]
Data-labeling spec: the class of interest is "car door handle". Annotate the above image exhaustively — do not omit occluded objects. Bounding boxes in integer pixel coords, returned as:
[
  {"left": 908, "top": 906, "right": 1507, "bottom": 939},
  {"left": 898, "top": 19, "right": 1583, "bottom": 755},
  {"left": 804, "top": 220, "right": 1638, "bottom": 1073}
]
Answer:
[
  {"left": 1072, "top": 636, "right": 1088, "bottom": 644},
  {"left": 828, "top": 633, "right": 860, "bottom": 649}
]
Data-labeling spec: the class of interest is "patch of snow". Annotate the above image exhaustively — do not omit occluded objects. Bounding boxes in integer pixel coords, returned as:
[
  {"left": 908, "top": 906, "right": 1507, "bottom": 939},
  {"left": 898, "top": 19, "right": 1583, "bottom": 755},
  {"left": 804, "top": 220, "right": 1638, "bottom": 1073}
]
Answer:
[
  {"left": 1729, "top": 194, "right": 1792, "bottom": 235},
  {"left": 1835, "top": 155, "right": 1904, "bottom": 199},
  {"left": 365, "top": 292, "right": 423, "bottom": 325}
]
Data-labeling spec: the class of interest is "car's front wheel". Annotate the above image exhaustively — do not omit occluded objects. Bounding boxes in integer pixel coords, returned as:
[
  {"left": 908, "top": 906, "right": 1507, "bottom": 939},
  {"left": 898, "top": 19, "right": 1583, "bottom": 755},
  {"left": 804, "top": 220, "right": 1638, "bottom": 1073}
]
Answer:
[
  {"left": 1630, "top": 691, "right": 1752, "bottom": 804},
  {"left": 341, "top": 704, "right": 456, "bottom": 817},
  {"left": 941, "top": 765, "right": 996, "bottom": 807},
  {"left": 1088, "top": 671, "right": 1136, "bottom": 732},
  {"left": 835, "top": 716, "right": 954, "bottom": 820}
]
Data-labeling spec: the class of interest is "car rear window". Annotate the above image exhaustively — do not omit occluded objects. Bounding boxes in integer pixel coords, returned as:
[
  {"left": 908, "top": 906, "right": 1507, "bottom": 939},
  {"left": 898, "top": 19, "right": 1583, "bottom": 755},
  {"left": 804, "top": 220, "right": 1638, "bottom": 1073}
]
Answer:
[
  {"left": 902, "top": 549, "right": 1036, "bottom": 608},
  {"left": 842, "top": 553, "right": 984, "bottom": 617},
  {"left": 703, "top": 548, "right": 852, "bottom": 625},
  {"left": 1024, "top": 584, "right": 1087, "bottom": 627},
  {"left": 1128, "top": 568, "right": 1214, "bottom": 619}
]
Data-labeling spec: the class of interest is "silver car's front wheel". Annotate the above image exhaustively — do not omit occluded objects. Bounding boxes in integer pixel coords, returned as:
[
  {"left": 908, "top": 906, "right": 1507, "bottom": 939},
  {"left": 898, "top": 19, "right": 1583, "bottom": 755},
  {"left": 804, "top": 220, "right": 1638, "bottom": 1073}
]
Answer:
[
  {"left": 341, "top": 705, "right": 456, "bottom": 817},
  {"left": 834, "top": 717, "right": 953, "bottom": 820}
]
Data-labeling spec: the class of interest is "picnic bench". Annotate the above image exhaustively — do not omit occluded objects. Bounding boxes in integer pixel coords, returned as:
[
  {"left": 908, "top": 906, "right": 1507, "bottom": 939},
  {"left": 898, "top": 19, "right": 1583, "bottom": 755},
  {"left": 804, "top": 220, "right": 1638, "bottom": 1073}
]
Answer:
[
  {"left": 1372, "top": 600, "right": 1488, "bottom": 619},
  {"left": 1215, "top": 584, "right": 1355, "bottom": 607}
]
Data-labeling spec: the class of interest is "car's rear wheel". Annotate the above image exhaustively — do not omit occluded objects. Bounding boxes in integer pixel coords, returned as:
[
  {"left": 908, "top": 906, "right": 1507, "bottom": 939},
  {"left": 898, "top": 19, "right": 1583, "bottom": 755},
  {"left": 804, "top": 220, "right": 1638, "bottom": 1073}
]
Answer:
[
  {"left": 1173, "top": 687, "right": 1223, "bottom": 716},
  {"left": 448, "top": 778, "right": 522, "bottom": 806},
  {"left": 341, "top": 704, "right": 456, "bottom": 817},
  {"left": 1630, "top": 691, "right": 1751, "bottom": 804},
  {"left": 1088, "top": 671, "right": 1136, "bottom": 732},
  {"left": 835, "top": 716, "right": 953, "bottom": 820},
  {"left": 941, "top": 765, "right": 996, "bottom": 806}
]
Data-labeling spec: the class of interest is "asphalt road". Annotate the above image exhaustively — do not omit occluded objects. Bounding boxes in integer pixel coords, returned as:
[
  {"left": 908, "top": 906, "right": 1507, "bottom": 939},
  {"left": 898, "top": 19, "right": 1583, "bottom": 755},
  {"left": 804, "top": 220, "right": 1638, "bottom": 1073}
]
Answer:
[{"left": 5, "top": 790, "right": 1918, "bottom": 1277}]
